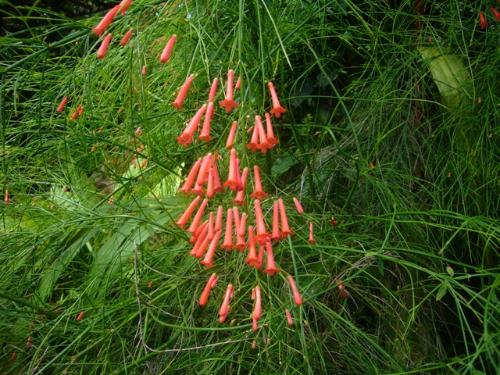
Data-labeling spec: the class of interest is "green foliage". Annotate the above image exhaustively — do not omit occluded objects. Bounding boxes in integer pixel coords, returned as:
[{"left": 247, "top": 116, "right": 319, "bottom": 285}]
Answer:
[{"left": 1, "top": 0, "right": 499, "bottom": 374}]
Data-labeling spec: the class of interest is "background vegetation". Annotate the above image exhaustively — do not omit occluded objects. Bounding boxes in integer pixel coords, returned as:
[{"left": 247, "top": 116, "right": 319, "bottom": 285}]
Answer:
[{"left": 1, "top": 0, "right": 498, "bottom": 373}]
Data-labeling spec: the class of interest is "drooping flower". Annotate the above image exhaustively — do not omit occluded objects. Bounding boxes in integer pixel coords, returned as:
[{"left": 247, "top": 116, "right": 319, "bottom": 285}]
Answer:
[
  {"left": 254, "top": 115, "right": 269, "bottom": 153},
  {"left": 193, "top": 233, "right": 211, "bottom": 259},
  {"left": 172, "top": 74, "right": 195, "bottom": 110},
  {"left": 177, "top": 103, "right": 207, "bottom": 146},
  {"left": 120, "top": 29, "right": 133, "bottom": 46},
  {"left": 92, "top": 5, "right": 119, "bottom": 37},
  {"left": 56, "top": 96, "right": 68, "bottom": 113},
  {"left": 235, "top": 76, "right": 241, "bottom": 90},
  {"left": 278, "top": 198, "right": 293, "bottom": 238},
  {"left": 233, "top": 167, "right": 248, "bottom": 206},
  {"left": 268, "top": 82, "right": 286, "bottom": 118},
  {"left": 76, "top": 311, "right": 85, "bottom": 321},
  {"left": 285, "top": 309, "right": 293, "bottom": 326},
  {"left": 200, "top": 230, "right": 222, "bottom": 268},
  {"left": 219, "top": 283, "right": 234, "bottom": 323},
  {"left": 236, "top": 212, "right": 247, "bottom": 251},
  {"left": 255, "top": 242, "right": 264, "bottom": 269},
  {"left": 160, "top": 34, "right": 177, "bottom": 63},
  {"left": 254, "top": 199, "right": 269, "bottom": 244},
  {"left": 97, "top": 33, "right": 113, "bottom": 59},
  {"left": 69, "top": 104, "right": 84, "bottom": 121},
  {"left": 245, "top": 226, "right": 259, "bottom": 267},
  {"left": 264, "top": 240, "right": 279, "bottom": 276},
  {"left": 190, "top": 220, "right": 207, "bottom": 245},
  {"left": 293, "top": 197, "right": 304, "bottom": 214},
  {"left": 223, "top": 148, "right": 240, "bottom": 190},
  {"left": 187, "top": 198, "right": 208, "bottom": 233},
  {"left": 250, "top": 165, "right": 268, "bottom": 199},
  {"left": 207, "top": 212, "right": 215, "bottom": 240},
  {"left": 232, "top": 207, "right": 241, "bottom": 247},
  {"left": 271, "top": 200, "right": 280, "bottom": 242},
  {"left": 119, "top": 0, "right": 132, "bottom": 15},
  {"left": 479, "top": 11, "right": 489, "bottom": 29},
  {"left": 226, "top": 121, "right": 238, "bottom": 149},
  {"left": 287, "top": 275, "right": 303, "bottom": 306},
  {"left": 215, "top": 205, "right": 224, "bottom": 232},
  {"left": 246, "top": 123, "right": 259, "bottom": 152},
  {"left": 179, "top": 158, "right": 202, "bottom": 194},
  {"left": 206, "top": 167, "right": 215, "bottom": 198},
  {"left": 208, "top": 78, "right": 218, "bottom": 102},
  {"left": 490, "top": 6, "right": 500, "bottom": 21},
  {"left": 222, "top": 208, "right": 234, "bottom": 250},
  {"left": 190, "top": 222, "right": 208, "bottom": 256},
  {"left": 308, "top": 221, "right": 316, "bottom": 244},
  {"left": 199, "top": 102, "right": 215, "bottom": 142},
  {"left": 176, "top": 195, "right": 201, "bottom": 228},
  {"left": 264, "top": 112, "right": 278, "bottom": 146},
  {"left": 199, "top": 273, "right": 218, "bottom": 307},
  {"left": 211, "top": 154, "right": 223, "bottom": 192},
  {"left": 251, "top": 286, "right": 262, "bottom": 331},
  {"left": 219, "top": 69, "right": 239, "bottom": 112}
]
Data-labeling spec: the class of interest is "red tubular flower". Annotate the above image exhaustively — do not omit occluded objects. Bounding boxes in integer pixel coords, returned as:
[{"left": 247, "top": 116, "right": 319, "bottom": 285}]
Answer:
[
  {"left": 285, "top": 309, "right": 294, "bottom": 326},
  {"left": 226, "top": 121, "right": 238, "bottom": 149},
  {"left": 199, "top": 273, "right": 218, "bottom": 307},
  {"left": 264, "top": 240, "right": 279, "bottom": 276},
  {"left": 180, "top": 158, "right": 201, "bottom": 194},
  {"left": 245, "top": 226, "right": 259, "bottom": 266},
  {"left": 236, "top": 213, "right": 247, "bottom": 251},
  {"left": 194, "top": 234, "right": 211, "bottom": 259},
  {"left": 271, "top": 200, "right": 280, "bottom": 242},
  {"left": 190, "top": 221, "right": 207, "bottom": 245},
  {"left": 232, "top": 207, "right": 241, "bottom": 241},
  {"left": 235, "top": 76, "right": 241, "bottom": 90},
  {"left": 235, "top": 158, "right": 242, "bottom": 190},
  {"left": 287, "top": 275, "right": 303, "bottom": 306},
  {"left": 219, "top": 283, "right": 234, "bottom": 323},
  {"left": 177, "top": 104, "right": 207, "bottom": 146},
  {"left": 199, "top": 102, "right": 214, "bottom": 142},
  {"left": 207, "top": 212, "right": 215, "bottom": 240},
  {"left": 479, "top": 11, "right": 489, "bottom": 29},
  {"left": 206, "top": 168, "right": 215, "bottom": 198},
  {"left": 160, "top": 34, "right": 177, "bottom": 63},
  {"left": 490, "top": 6, "right": 500, "bottom": 21},
  {"left": 293, "top": 197, "right": 304, "bottom": 214},
  {"left": 219, "top": 69, "right": 239, "bottom": 112},
  {"left": 190, "top": 223, "right": 208, "bottom": 255},
  {"left": 255, "top": 243, "right": 264, "bottom": 269},
  {"left": 97, "top": 34, "right": 113, "bottom": 59},
  {"left": 4, "top": 189, "right": 10, "bottom": 204},
  {"left": 268, "top": 82, "right": 286, "bottom": 118},
  {"left": 254, "top": 115, "right": 269, "bottom": 153},
  {"left": 187, "top": 198, "right": 208, "bottom": 233},
  {"left": 264, "top": 112, "right": 278, "bottom": 146},
  {"left": 176, "top": 196, "right": 201, "bottom": 228},
  {"left": 92, "top": 5, "right": 119, "bottom": 36},
  {"left": 215, "top": 205, "right": 224, "bottom": 232},
  {"left": 250, "top": 165, "right": 268, "bottom": 199},
  {"left": 119, "top": 0, "right": 132, "bottom": 15},
  {"left": 200, "top": 230, "right": 222, "bottom": 268},
  {"left": 56, "top": 96, "right": 68, "bottom": 112},
  {"left": 223, "top": 148, "right": 239, "bottom": 190},
  {"left": 246, "top": 124, "right": 259, "bottom": 152},
  {"left": 278, "top": 198, "right": 293, "bottom": 238},
  {"left": 120, "top": 29, "right": 133, "bottom": 46},
  {"left": 252, "top": 286, "right": 262, "bottom": 331},
  {"left": 76, "top": 311, "right": 85, "bottom": 321},
  {"left": 211, "top": 154, "right": 223, "bottom": 192},
  {"left": 308, "top": 222, "right": 316, "bottom": 244},
  {"left": 222, "top": 208, "right": 234, "bottom": 250},
  {"left": 234, "top": 167, "right": 248, "bottom": 206},
  {"left": 254, "top": 199, "right": 269, "bottom": 244},
  {"left": 252, "top": 286, "right": 262, "bottom": 320},
  {"left": 173, "top": 74, "right": 195, "bottom": 110},
  {"left": 208, "top": 78, "right": 218, "bottom": 102},
  {"left": 195, "top": 154, "right": 211, "bottom": 188}
]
